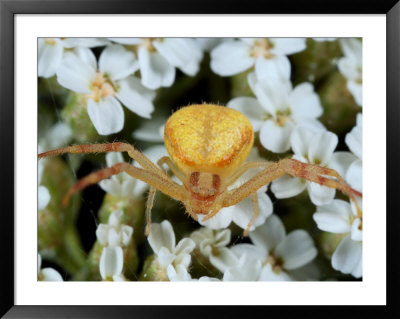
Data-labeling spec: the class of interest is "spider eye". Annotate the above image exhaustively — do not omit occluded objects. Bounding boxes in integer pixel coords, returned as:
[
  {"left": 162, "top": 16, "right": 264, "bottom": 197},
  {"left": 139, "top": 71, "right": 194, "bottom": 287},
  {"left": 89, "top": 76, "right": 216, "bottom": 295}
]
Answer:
[{"left": 208, "top": 189, "right": 217, "bottom": 196}]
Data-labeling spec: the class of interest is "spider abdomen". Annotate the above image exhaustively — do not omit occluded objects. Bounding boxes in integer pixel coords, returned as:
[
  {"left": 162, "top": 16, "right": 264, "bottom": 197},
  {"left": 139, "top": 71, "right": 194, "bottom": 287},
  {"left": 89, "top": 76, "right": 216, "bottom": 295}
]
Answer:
[{"left": 164, "top": 104, "right": 254, "bottom": 177}]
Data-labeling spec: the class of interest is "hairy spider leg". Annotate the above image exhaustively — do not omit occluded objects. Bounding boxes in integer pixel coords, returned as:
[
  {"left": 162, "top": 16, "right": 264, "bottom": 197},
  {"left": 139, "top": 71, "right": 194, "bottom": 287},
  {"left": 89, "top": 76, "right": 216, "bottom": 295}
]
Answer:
[
  {"left": 222, "top": 158, "right": 362, "bottom": 216},
  {"left": 38, "top": 142, "right": 168, "bottom": 179},
  {"left": 61, "top": 162, "right": 185, "bottom": 207}
]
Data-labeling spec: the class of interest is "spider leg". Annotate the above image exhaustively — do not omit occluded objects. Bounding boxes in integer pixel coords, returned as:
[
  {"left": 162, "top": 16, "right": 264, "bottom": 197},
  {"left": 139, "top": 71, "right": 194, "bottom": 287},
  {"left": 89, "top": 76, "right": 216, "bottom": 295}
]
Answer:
[
  {"left": 157, "top": 156, "right": 186, "bottom": 184},
  {"left": 280, "top": 158, "right": 362, "bottom": 218},
  {"left": 222, "top": 158, "right": 362, "bottom": 216},
  {"left": 62, "top": 162, "right": 185, "bottom": 207},
  {"left": 243, "top": 193, "right": 260, "bottom": 237},
  {"left": 223, "top": 161, "right": 274, "bottom": 188},
  {"left": 145, "top": 186, "right": 157, "bottom": 236},
  {"left": 38, "top": 142, "right": 167, "bottom": 178}
]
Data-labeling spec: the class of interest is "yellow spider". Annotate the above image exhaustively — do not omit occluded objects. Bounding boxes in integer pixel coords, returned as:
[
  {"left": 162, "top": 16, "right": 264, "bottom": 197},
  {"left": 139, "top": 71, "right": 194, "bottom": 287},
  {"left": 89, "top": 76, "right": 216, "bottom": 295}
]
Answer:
[{"left": 38, "top": 104, "right": 362, "bottom": 236}]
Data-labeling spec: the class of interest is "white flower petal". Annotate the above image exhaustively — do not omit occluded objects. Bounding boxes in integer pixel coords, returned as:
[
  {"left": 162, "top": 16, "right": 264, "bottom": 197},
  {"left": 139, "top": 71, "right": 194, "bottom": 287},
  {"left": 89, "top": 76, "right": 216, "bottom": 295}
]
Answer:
[
  {"left": 99, "top": 246, "right": 124, "bottom": 279},
  {"left": 346, "top": 159, "right": 362, "bottom": 192},
  {"left": 339, "top": 38, "right": 362, "bottom": 62},
  {"left": 351, "top": 218, "right": 363, "bottom": 241},
  {"left": 148, "top": 220, "right": 176, "bottom": 254},
  {"left": 307, "top": 182, "right": 336, "bottom": 206},
  {"left": 107, "top": 228, "right": 121, "bottom": 247},
  {"left": 96, "top": 224, "right": 110, "bottom": 246},
  {"left": 347, "top": 81, "right": 362, "bottom": 106},
  {"left": 227, "top": 97, "right": 266, "bottom": 132},
  {"left": 313, "top": 207, "right": 352, "bottom": 234},
  {"left": 345, "top": 120, "right": 362, "bottom": 159},
  {"left": 230, "top": 243, "right": 265, "bottom": 260},
  {"left": 157, "top": 247, "right": 175, "bottom": 267},
  {"left": 289, "top": 82, "right": 323, "bottom": 119},
  {"left": 271, "top": 175, "right": 306, "bottom": 199},
  {"left": 328, "top": 151, "right": 357, "bottom": 177},
  {"left": 308, "top": 131, "right": 338, "bottom": 165},
  {"left": 271, "top": 38, "right": 307, "bottom": 55},
  {"left": 197, "top": 208, "right": 233, "bottom": 229},
  {"left": 98, "top": 179, "right": 121, "bottom": 196},
  {"left": 56, "top": 52, "right": 95, "bottom": 93},
  {"left": 138, "top": 47, "right": 175, "bottom": 89},
  {"left": 115, "top": 76, "right": 155, "bottom": 119},
  {"left": 249, "top": 215, "right": 286, "bottom": 254},
  {"left": 210, "top": 40, "right": 254, "bottom": 76},
  {"left": 275, "top": 230, "right": 317, "bottom": 270},
  {"left": 254, "top": 55, "right": 291, "bottom": 82},
  {"left": 175, "top": 238, "right": 196, "bottom": 256},
  {"left": 38, "top": 38, "right": 64, "bottom": 78},
  {"left": 331, "top": 235, "right": 362, "bottom": 278},
  {"left": 73, "top": 47, "right": 98, "bottom": 71},
  {"left": 259, "top": 264, "right": 292, "bottom": 281},
  {"left": 40, "top": 268, "right": 63, "bottom": 281},
  {"left": 87, "top": 97, "right": 125, "bottom": 135},
  {"left": 230, "top": 192, "right": 272, "bottom": 231},
  {"left": 223, "top": 254, "right": 262, "bottom": 281},
  {"left": 62, "top": 38, "right": 109, "bottom": 48},
  {"left": 288, "top": 261, "right": 320, "bottom": 281},
  {"left": 154, "top": 38, "right": 203, "bottom": 76},
  {"left": 209, "top": 247, "right": 238, "bottom": 273},
  {"left": 38, "top": 186, "right": 51, "bottom": 210},
  {"left": 99, "top": 44, "right": 138, "bottom": 81},
  {"left": 250, "top": 76, "right": 291, "bottom": 115},
  {"left": 290, "top": 127, "right": 314, "bottom": 158},
  {"left": 108, "top": 38, "right": 143, "bottom": 45},
  {"left": 259, "top": 120, "right": 293, "bottom": 153},
  {"left": 167, "top": 264, "right": 192, "bottom": 281}
]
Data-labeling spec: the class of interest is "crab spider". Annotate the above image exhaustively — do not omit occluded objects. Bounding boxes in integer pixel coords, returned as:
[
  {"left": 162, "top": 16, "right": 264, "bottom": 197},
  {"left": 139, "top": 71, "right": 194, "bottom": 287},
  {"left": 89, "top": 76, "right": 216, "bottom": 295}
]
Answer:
[{"left": 38, "top": 104, "right": 362, "bottom": 236}]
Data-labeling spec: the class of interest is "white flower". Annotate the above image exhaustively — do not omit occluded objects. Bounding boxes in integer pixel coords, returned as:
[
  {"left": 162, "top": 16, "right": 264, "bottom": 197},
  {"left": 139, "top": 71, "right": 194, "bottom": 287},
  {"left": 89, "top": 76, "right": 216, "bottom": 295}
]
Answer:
[
  {"left": 38, "top": 160, "right": 50, "bottom": 210},
  {"left": 99, "top": 246, "right": 126, "bottom": 281},
  {"left": 197, "top": 148, "right": 273, "bottom": 231},
  {"left": 56, "top": 45, "right": 155, "bottom": 135},
  {"left": 112, "top": 38, "right": 203, "bottom": 90},
  {"left": 190, "top": 228, "right": 237, "bottom": 273},
  {"left": 271, "top": 127, "right": 357, "bottom": 205},
  {"left": 345, "top": 113, "right": 362, "bottom": 192},
  {"left": 148, "top": 220, "right": 195, "bottom": 281},
  {"left": 229, "top": 73, "right": 324, "bottom": 153},
  {"left": 232, "top": 215, "right": 318, "bottom": 281},
  {"left": 313, "top": 199, "right": 362, "bottom": 278},
  {"left": 96, "top": 210, "right": 133, "bottom": 247},
  {"left": 98, "top": 152, "right": 147, "bottom": 198},
  {"left": 222, "top": 253, "right": 262, "bottom": 281},
  {"left": 38, "top": 254, "right": 63, "bottom": 281},
  {"left": 38, "top": 37, "right": 107, "bottom": 78},
  {"left": 338, "top": 38, "right": 362, "bottom": 106},
  {"left": 210, "top": 38, "right": 306, "bottom": 81}
]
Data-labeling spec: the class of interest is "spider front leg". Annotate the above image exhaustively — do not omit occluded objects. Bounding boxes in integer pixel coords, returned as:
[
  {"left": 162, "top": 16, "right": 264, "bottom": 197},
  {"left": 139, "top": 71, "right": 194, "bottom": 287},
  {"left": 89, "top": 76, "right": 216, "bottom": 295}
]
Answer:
[
  {"left": 61, "top": 162, "right": 185, "bottom": 211},
  {"left": 38, "top": 142, "right": 168, "bottom": 178},
  {"left": 222, "top": 158, "right": 362, "bottom": 219}
]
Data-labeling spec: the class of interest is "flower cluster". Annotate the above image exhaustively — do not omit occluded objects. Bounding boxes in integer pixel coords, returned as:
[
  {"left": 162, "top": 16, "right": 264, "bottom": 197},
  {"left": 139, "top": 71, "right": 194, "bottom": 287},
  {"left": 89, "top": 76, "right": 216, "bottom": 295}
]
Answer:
[
  {"left": 96, "top": 210, "right": 133, "bottom": 281},
  {"left": 38, "top": 37, "right": 363, "bottom": 282}
]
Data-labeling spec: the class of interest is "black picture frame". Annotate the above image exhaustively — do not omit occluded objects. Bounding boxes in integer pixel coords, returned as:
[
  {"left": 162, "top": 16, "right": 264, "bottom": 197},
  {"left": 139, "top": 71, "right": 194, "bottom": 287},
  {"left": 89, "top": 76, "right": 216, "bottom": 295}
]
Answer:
[{"left": 1, "top": 0, "right": 399, "bottom": 317}]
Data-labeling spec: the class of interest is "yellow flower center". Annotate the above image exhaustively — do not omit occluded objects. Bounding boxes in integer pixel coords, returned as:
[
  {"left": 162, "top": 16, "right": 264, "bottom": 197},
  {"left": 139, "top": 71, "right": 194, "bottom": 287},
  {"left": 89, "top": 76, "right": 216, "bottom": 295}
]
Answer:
[
  {"left": 87, "top": 72, "right": 116, "bottom": 103},
  {"left": 251, "top": 39, "right": 274, "bottom": 59}
]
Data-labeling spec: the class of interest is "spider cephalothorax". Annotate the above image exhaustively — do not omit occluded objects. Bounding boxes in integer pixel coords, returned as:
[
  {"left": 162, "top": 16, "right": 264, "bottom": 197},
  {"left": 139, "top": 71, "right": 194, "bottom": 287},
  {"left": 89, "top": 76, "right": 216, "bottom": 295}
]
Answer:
[{"left": 39, "top": 104, "right": 362, "bottom": 236}]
